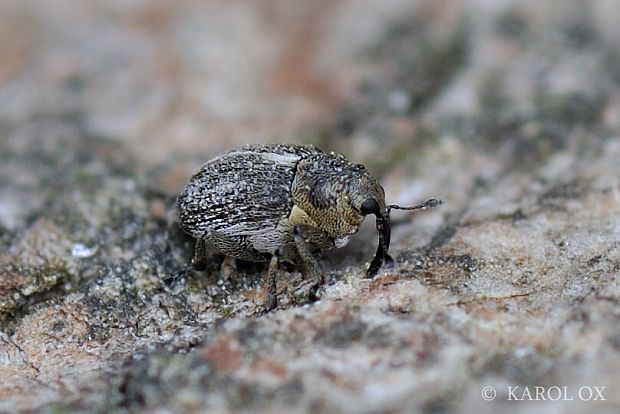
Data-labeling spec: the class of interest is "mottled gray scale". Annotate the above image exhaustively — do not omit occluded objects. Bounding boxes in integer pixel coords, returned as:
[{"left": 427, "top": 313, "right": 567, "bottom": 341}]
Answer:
[
  {"left": 297, "top": 153, "right": 368, "bottom": 210},
  {"left": 177, "top": 144, "right": 322, "bottom": 252},
  {"left": 208, "top": 231, "right": 272, "bottom": 262}
]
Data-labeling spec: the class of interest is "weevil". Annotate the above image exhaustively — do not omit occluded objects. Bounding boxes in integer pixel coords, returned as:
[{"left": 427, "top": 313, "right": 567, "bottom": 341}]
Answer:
[{"left": 177, "top": 143, "right": 441, "bottom": 311}]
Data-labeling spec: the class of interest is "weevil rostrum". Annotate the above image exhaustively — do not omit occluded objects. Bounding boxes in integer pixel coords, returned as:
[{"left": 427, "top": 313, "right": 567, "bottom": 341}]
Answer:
[{"left": 177, "top": 143, "right": 441, "bottom": 311}]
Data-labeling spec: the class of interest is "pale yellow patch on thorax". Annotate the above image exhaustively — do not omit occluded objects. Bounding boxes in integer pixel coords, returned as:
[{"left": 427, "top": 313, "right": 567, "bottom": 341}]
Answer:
[{"left": 288, "top": 204, "right": 319, "bottom": 228}]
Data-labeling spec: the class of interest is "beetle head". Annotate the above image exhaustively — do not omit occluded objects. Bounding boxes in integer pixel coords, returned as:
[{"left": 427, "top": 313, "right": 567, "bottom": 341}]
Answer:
[
  {"left": 358, "top": 193, "right": 443, "bottom": 278},
  {"left": 342, "top": 163, "right": 443, "bottom": 277},
  {"left": 294, "top": 155, "right": 442, "bottom": 277}
]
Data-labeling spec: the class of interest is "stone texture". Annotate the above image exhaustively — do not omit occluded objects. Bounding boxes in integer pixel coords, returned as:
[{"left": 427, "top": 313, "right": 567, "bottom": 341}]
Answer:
[{"left": 1, "top": 0, "right": 620, "bottom": 413}]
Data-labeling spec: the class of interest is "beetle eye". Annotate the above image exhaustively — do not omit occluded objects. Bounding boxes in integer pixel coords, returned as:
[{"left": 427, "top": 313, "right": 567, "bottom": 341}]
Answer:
[{"left": 360, "top": 198, "right": 379, "bottom": 215}]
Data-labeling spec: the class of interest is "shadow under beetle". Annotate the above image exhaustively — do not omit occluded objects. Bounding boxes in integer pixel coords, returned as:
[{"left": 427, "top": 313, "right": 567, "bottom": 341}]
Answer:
[{"left": 177, "top": 144, "right": 441, "bottom": 311}]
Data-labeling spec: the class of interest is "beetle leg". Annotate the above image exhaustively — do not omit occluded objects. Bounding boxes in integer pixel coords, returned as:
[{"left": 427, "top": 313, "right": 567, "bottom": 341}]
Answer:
[
  {"left": 293, "top": 224, "right": 324, "bottom": 301},
  {"left": 192, "top": 238, "right": 207, "bottom": 271},
  {"left": 265, "top": 253, "right": 279, "bottom": 312},
  {"left": 220, "top": 256, "right": 236, "bottom": 281}
]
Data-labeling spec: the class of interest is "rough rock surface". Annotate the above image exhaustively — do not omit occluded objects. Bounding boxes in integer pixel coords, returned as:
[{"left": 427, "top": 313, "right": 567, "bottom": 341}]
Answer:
[{"left": 1, "top": 1, "right": 620, "bottom": 413}]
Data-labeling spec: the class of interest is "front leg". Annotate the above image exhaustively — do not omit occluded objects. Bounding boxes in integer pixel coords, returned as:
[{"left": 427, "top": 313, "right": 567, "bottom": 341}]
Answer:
[{"left": 293, "top": 224, "right": 325, "bottom": 301}]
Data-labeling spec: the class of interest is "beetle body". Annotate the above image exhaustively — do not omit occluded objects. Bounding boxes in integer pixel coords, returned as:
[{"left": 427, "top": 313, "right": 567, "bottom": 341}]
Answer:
[
  {"left": 178, "top": 144, "right": 384, "bottom": 263},
  {"left": 177, "top": 143, "right": 440, "bottom": 311}
]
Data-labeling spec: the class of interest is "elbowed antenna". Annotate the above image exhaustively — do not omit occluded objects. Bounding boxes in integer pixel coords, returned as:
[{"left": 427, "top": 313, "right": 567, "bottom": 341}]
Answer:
[{"left": 366, "top": 198, "right": 444, "bottom": 278}]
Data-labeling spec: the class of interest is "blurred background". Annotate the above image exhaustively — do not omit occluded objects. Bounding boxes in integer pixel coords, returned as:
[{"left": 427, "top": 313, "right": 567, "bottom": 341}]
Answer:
[
  {"left": 2, "top": 0, "right": 620, "bottom": 194},
  {"left": 2, "top": 1, "right": 620, "bottom": 412}
]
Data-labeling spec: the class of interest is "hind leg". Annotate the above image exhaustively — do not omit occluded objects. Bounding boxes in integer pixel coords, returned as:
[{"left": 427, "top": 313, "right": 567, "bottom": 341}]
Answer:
[
  {"left": 192, "top": 238, "right": 207, "bottom": 271},
  {"left": 264, "top": 253, "right": 279, "bottom": 312}
]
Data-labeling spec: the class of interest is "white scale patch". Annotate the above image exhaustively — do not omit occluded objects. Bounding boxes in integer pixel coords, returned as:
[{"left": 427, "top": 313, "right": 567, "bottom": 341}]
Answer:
[{"left": 334, "top": 234, "right": 352, "bottom": 248}]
